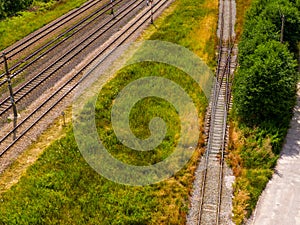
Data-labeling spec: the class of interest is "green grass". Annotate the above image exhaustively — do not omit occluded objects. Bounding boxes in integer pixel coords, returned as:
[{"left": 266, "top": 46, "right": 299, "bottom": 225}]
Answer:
[
  {"left": 0, "top": 0, "right": 219, "bottom": 224},
  {"left": 94, "top": 62, "right": 206, "bottom": 166},
  {"left": 0, "top": 129, "right": 181, "bottom": 224},
  {"left": 228, "top": 120, "right": 286, "bottom": 224},
  {"left": 229, "top": 1, "right": 300, "bottom": 223},
  {"left": 0, "top": 0, "right": 89, "bottom": 51}
]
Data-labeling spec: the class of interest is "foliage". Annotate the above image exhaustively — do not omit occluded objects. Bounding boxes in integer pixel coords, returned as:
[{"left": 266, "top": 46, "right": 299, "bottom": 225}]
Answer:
[
  {"left": 227, "top": 121, "right": 283, "bottom": 224},
  {"left": 238, "top": 18, "right": 280, "bottom": 63},
  {"left": 0, "top": 0, "right": 66, "bottom": 19},
  {"left": 230, "top": 0, "right": 299, "bottom": 223},
  {"left": 233, "top": 0, "right": 299, "bottom": 127},
  {"left": 234, "top": 40, "right": 298, "bottom": 126},
  {"left": 246, "top": 0, "right": 300, "bottom": 52},
  {"left": 0, "top": 0, "right": 59, "bottom": 19},
  {"left": 0, "top": 0, "right": 32, "bottom": 19}
]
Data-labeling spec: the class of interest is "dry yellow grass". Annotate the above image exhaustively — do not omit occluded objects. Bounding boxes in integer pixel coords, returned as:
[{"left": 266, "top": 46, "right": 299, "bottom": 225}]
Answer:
[
  {"left": 227, "top": 122, "right": 244, "bottom": 177},
  {"left": 232, "top": 188, "right": 250, "bottom": 224},
  {"left": 189, "top": 0, "right": 218, "bottom": 64},
  {"left": 235, "top": 0, "right": 252, "bottom": 39},
  {"left": 227, "top": 122, "right": 248, "bottom": 224}
]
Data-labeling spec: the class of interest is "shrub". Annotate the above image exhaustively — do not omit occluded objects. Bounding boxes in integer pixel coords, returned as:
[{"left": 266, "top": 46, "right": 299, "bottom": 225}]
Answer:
[
  {"left": 246, "top": 0, "right": 300, "bottom": 52},
  {"left": 230, "top": 1, "right": 299, "bottom": 223},
  {"left": 234, "top": 40, "right": 298, "bottom": 126},
  {"left": 0, "top": 0, "right": 33, "bottom": 19}
]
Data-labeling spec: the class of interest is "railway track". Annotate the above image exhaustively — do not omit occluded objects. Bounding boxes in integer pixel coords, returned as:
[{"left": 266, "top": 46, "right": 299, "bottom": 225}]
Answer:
[
  {"left": 0, "top": 0, "right": 104, "bottom": 69},
  {"left": 0, "top": 0, "right": 171, "bottom": 173},
  {"left": 0, "top": 0, "right": 146, "bottom": 121},
  {"left": 187, "top": 0, "right": 237, "bottom": 224},
  {"left": 0, "top": 0, "right": 111, "bottom": 87}
]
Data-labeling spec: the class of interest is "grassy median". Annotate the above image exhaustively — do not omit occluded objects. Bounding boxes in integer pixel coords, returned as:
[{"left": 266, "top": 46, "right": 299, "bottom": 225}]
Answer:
[{"left": 0, "top": 0, "right": 218, "bottom": 224}]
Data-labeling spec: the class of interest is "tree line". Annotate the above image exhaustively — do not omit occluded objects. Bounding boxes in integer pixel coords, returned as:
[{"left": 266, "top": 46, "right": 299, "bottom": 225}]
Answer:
[
  {"left": 233, "top": 0, "right": 300, "bottom": 127},
  {"left": 0, "top": 0, "right": 53, "bottom": 19}
]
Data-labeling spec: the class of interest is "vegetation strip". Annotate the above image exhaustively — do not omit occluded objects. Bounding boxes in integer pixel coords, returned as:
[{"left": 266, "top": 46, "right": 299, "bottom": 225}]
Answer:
[
  {"left": 0, "top": 0, "right": 218, "bottom": 224},
  {"left": 229, "top": 0, "right": 300, "bottom": 224},
  {"left": 0, "top": 0, "right": 90, "bottom": 51}
]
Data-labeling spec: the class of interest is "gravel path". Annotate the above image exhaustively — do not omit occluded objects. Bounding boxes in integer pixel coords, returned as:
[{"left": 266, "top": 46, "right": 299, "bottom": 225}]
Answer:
[
  {"left": 217, "top": 0, "right": 236, "bottom": 40},
  {"left": 187, "top": 1, "right": 236, "bottom": 224},
  {"left": 249, "top": 83, "right": 300, "bottom": 225}
]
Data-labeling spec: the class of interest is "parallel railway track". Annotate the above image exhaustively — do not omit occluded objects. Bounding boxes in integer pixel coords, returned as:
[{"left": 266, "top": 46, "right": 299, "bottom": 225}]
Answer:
[
  {"left": 0, "top": 0, "right": 144, "bottom": 118},
  {"left": 197, "top": 0, "right": 236, "bottom": 224},
  {"left": 0, "top": 0, "right": 170, "bottom": 172},
  {"left": 0, "top": 0, "right": 104, "bottom": 68},
  {"left": 0, "top": 0, "right": 114, "bottom": 86}
]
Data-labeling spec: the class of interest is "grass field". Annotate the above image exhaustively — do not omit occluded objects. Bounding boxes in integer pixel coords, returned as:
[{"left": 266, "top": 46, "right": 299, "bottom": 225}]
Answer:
[
  {"left": 0, "top": 0, "right": 89, "bottom": 51},
  {"left": 0, "top": 0, "right": 219, "bottom": 224}
]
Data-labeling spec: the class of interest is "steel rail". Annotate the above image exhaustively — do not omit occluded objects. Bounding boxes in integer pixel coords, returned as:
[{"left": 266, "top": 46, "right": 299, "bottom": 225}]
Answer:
[
  {"left": 0, "top": 0, "right": 123, "bottom": 84},
  {"left": 197, "top": 0, "right": 226, "bottom": 223},
  {"left": 216, "top": 0, "right": 234, "bottom": 224},
  {"left": 0, "top": 0, "right": 145, "bottom": 117},
  {"left": 197, "top": 75, "right": 221, "bottom": 225},
  {"left": 197, "top": 0, "right": 235, "bottom": 224},
  {"left": 0, "top": 0, "right": 168, "bottom": 155},
  {"left": 0, "top": 0, "right": 103, "bottom": 65}
]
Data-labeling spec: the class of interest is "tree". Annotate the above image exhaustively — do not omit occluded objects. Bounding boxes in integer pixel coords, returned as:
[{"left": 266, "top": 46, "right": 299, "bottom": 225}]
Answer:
[
  {"left": 260, "top": 0, "right": 300, "bottom": 52},
  {"left": 233, "top": 41, "right": 298, "bottom": 126},
  {"left": 0, "top": 0, "right": 33, "bottom": 19},
  {"left": 245, "top": 0, "right": 300, "bottom": 53},
  {"left": 239, "top": 18, "right": 280, "bottom": 65}
]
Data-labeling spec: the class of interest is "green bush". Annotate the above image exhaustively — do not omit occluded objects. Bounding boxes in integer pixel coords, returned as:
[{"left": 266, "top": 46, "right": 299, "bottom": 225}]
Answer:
[
  {"left": 245, "top": 0, "right": 300, "bottom": 52},
  {"left": 238, "top": 18, "right": 279, "bottom": 64},
  {"left": 0, "top": 0, "right": 33, "bottom": 19},
  {"left": 234, "top": 40, "right": 298, "bottom": 126},
  {"left": 233, "top": 0, "right": 299, "bottom": 127},
  {"left": 0, "top": 0, "right": 57, "bottom": 19},
  {"left": 230, "top": 1, "right": 300, "bottom": 223}
]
